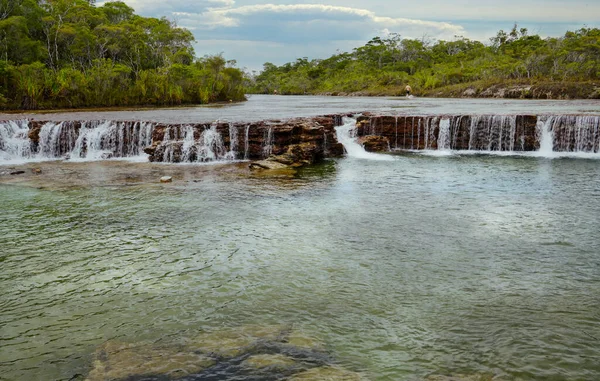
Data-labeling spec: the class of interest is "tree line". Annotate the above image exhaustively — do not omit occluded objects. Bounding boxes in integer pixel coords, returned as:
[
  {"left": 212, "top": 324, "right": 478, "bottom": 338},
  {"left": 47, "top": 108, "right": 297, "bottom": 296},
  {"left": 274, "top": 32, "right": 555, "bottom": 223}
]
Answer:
[
  {"left": 0, "top": 0, "right": 246, "bottom": 110},
  {"left": 249, "top": 25, "right": 600, "bottom": 97}
]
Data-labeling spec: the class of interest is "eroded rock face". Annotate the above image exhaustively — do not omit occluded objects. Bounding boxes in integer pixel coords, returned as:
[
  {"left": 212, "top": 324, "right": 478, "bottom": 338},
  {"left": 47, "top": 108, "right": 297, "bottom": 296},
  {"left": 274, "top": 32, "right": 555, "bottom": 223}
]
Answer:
[
  {"left": 146, "top": 116, "right": 345, "bottom": 164},
  {"left": 358, "top": 135, "right": 390, "bottom": 152},
  {"left": 355, "top": 115, "right": 539, "bottom": 152}
]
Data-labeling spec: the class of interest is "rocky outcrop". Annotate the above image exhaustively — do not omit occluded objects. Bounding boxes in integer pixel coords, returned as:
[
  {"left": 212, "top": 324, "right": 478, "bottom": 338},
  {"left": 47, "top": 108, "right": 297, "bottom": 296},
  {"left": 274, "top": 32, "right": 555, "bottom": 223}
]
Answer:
[
  {"left": 355, "top": 114, "right": 542, "bottom": 152},
  {"left": 3, "top": 113, "right": 598, "bottom": 162},
  {"left": 357, "top": 135, "right": 390, "bottom": 152},
  {"left": 144, "top": 116, "right": 345, "bottom": 165},
  {"left": 424, "top": 82, "right": 600, "bottom": 100},
  {"left": 2, "top": 116, "right": 344, "bottom": 164}
]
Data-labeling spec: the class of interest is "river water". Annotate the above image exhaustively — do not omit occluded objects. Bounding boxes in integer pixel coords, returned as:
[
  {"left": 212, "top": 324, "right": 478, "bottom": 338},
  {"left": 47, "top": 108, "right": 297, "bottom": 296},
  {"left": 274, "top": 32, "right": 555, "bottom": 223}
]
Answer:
[
  {"left": 1, "top": 94, "right": 600, "bottom": 123},
  {"left": 1, "top": 97, "right": 600, "bottom": 381}
]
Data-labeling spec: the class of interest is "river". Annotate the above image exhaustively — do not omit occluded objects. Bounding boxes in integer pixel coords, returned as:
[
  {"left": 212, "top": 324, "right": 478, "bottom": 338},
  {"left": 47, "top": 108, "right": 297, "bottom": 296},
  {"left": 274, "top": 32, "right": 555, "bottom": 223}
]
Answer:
[{"left": 1, "top": 97, "right": 599, "bottom": 381}]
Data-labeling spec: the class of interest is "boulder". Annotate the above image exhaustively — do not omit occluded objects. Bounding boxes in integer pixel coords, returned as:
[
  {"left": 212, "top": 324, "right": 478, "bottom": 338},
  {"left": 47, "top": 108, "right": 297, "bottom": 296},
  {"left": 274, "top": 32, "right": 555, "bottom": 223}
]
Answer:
[
  {"left": 358, "top": 135, "right": 390, "bottom": 152},
  {"left": 160, "top": 176, "right": 172, "bottom": 183},
  {"left": 249, "top": 160, "right": 291, "bottom": 170}
]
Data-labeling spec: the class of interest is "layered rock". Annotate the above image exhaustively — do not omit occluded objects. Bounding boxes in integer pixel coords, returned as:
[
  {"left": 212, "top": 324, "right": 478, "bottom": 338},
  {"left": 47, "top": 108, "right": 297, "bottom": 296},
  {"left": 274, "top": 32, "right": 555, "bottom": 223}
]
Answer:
[
  {"left": 143, "top": 116, "right": 345, "bottom": 166},
  {"left": 355, "top": 114, "right": 542, "bottom": 152}
]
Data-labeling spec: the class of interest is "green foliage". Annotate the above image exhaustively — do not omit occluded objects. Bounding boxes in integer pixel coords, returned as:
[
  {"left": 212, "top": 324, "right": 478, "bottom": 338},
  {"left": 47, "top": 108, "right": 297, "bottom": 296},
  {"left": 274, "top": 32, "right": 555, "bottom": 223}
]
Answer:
[
  {"left": 0, "top": 0, "right": 246, "bottom": 110},
  {"left": 249, "top": 26, "right": 600, "bottom": 96}
]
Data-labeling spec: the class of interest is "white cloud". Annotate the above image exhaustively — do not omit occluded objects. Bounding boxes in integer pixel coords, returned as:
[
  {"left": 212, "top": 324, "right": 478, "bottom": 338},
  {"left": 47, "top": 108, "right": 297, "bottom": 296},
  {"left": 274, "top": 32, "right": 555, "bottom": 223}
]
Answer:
[{"left": 113, "top": 0, "right": 600, "bottom": 71}]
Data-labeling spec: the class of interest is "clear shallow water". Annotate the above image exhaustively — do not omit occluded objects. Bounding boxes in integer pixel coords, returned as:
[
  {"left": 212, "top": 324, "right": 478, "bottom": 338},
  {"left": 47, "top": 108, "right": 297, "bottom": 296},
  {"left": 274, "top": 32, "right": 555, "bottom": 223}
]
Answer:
[
  {"left": 1, "top": 155, "right": 599, "bottom": 381},
  {"left": 1, "top": 95, "right": 599, "bottom": 123}
]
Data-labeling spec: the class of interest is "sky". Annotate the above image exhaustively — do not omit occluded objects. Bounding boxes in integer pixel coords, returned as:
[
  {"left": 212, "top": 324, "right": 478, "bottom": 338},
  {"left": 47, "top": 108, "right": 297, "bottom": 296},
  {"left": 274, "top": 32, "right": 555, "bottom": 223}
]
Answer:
[{"left": 108, "top": 0, "right": 600, "bottom": 72}]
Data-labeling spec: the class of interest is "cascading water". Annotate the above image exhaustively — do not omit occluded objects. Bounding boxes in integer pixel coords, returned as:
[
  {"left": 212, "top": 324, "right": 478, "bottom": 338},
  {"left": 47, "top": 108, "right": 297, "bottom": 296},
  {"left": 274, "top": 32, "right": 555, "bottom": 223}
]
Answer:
[
  {"left": 226, "top": 123, "right": 238, "bottom": 160},
  {"left": 0, "top": 120, "right": 32, "bottom": 161},
  {"left": 244, "top": 125, "right": 250, "bottom": 160},
  {"left": 335, "top": 117, "right": 394, "bottom": 161},
  {"left": 178, "top": 123, "right": 230, "bottom": 163},
  {"left": 437, "top": 118, "right": 451, "bottom": 151},
  {"left": 394, "top": 115, "right": 599, "bottom": 156},
  {"left": 262, "top": 126, "right": 274, "bottom": 157},
  {"left": 536, "top": 117, "right": 555, "bottom": 156},
  {"left": 0, "top": 120, "right": 155, "bottom": 163},
  {"left": 197, "top": 124, "right": 227, "bottom": 161}
]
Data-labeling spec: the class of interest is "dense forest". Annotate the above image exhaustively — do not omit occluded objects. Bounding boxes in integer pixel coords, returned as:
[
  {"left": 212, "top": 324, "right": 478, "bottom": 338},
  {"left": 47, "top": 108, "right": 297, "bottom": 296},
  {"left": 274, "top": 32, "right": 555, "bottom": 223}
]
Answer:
[
  {"left": 0, "top": 0, "right": 246, "bottom": 110},
  {"left": 249, "top": 26, "right": 600, "bottom": 99}
]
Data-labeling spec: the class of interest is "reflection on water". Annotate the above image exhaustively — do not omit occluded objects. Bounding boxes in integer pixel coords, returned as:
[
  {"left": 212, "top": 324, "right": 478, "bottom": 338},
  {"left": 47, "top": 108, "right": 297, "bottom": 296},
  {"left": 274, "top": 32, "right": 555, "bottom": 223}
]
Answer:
[{"left": 1, "top": 156, "right": 599, "bottom": 381}]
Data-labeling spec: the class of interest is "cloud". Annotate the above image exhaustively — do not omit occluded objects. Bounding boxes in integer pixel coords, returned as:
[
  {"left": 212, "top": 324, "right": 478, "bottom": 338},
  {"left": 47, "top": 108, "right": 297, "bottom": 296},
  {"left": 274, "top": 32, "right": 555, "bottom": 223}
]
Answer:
[
  {"left": 115, "top": 0, "right": 235, "bottom": 17},
  {"left": 113, "top": 0, "right": 599, "bottom": 71},
  {"left": 175, "top": 3, "right": 466, "bottom": 41},
  {"left": 310, "top": 0, "right": 600, "bottom": 23},
  {"left": 167, "top": 2, "right": 467, "bottom": 70}
]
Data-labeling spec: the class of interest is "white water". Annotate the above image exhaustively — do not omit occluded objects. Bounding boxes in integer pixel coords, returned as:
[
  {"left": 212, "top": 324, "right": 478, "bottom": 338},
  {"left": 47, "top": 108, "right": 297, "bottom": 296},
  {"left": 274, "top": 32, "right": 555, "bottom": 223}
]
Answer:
[
  {"left": 262, "top": 125, "right": 274, "bottom": 157},
  {"left": 197, "top": 124, "right": 227, "bottom": 161},
  {"left": 335, "top": 117, "right": 395, "bottom": 161},
  {"left": 226, "top": 123, "right": 238, "bottom": 160},
  {"left": 536, "top": 117, "right": 555, "bottom": 156},
  {"left": 1, "top": 114, "right": 600, "bottom": 164},
  {"left": 437, "top": 118, "right": 451, "bottom": 151},
  {"left": 0, "top": 120, "right": 32, "bottom": 161},
  {"left": 0, "top": 120, "right": 154, "bottom": 163}
]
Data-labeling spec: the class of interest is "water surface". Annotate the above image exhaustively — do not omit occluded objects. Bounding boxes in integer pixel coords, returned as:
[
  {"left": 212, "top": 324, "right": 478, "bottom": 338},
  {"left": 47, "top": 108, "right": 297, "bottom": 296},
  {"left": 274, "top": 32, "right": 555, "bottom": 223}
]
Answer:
[
  {"left": 1, "top": 154, "right": 599, "bottom": 381},
  {"left": 1, "top": 95, "right": 599, "bottom": 123}
]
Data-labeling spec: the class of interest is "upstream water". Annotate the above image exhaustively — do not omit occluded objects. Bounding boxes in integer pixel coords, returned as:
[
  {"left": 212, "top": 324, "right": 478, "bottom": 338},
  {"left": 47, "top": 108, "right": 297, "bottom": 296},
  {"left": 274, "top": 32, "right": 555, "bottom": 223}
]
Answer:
[{"left": 1, "top": 97, "right": 600, "bottom": 381}]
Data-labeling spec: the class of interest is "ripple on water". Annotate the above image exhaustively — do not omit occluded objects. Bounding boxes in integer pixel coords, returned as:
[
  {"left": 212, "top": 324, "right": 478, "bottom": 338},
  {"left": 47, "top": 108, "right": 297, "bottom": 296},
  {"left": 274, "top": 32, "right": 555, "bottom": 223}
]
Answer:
[{"left": 1, "top": 157, "right": 599, "bottom": 381}]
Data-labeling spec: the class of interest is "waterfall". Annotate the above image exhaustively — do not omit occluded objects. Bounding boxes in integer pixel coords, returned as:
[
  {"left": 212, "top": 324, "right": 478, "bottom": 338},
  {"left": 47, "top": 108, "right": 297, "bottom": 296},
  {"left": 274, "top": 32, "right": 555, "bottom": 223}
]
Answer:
[
  {"left": 262, "top": 126, "right": 273, "bottom": 157},
  {"left": 178, "top": 123, "right": 229, "bottom": 163},
  {"left": 38, "top": 122, "right": 78, "bottom": 158},
  {"left": 226, "top": 123, "right": 238, "bottom": 160},
  {"left": 162, "top": 126, "right": 175, "bottom": 162},
  {"left": 0, "top": 120, "right": 33, "bottom": 161},
  {"left": 181, "top": 125, "right": 196, "bottom": 162},
  {"left": 437, "top": 118, "right": 451, "bottom": 150},
  {"left": 0, "top": 120, "right": 156, "bottom": 163},
  {"left": 72, "top": 121, "right": 115, "bottom": 160},
  {"left": 197, "top": 124, "right": 227, "bottom": 161},
  {"left": 244, "top": 124, "right": 250, "bottom": 160},
  {"left": 394, "top": 117, "right": 398, "bottom": 149},
  {"left": 537, "top": 117, "right": 555, "bottom": 156},
  {"left": 335, "top": 117, "right": 394, "bottom": 161}
]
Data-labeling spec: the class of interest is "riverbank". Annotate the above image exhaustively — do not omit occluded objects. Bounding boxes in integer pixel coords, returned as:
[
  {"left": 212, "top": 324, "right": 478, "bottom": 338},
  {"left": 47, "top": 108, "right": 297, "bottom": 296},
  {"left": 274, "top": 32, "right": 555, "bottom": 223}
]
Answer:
[{"left": 307, "top": 80, "right": 600, "bottom": 99}]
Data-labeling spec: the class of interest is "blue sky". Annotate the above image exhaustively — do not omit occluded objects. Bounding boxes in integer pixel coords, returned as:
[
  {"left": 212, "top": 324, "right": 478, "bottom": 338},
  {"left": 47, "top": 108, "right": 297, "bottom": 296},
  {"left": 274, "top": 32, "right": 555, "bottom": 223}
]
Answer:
[{"left": 109, "top": 0, "right": 600, "bottom": 72}]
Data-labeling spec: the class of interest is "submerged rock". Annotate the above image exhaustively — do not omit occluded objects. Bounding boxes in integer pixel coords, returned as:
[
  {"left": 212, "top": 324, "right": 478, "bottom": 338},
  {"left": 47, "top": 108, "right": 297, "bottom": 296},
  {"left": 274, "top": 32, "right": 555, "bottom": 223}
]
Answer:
[
  {"left": 85, "top": 340, "right": 215, "bottom": 381},
  {"left": 242, "top": 354, "right": 297, "bottom": 369},
  {"left": 84, "top": 325, "right": 370, "bottom": 381},
  {"left": 249, "top": 160, "right": 291, "bottom": 171},
  {"left": 424, "top": 373, "right": 505, "bottom": 381},
  {"left": 285, "top": 330, "right": 326, "bottom": 352},
  {"left": 183, "top": 324, "right": 289, "bottom": 358},
  {"left": 288, "top": 365, "right": 368, "bottom": 380}
]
